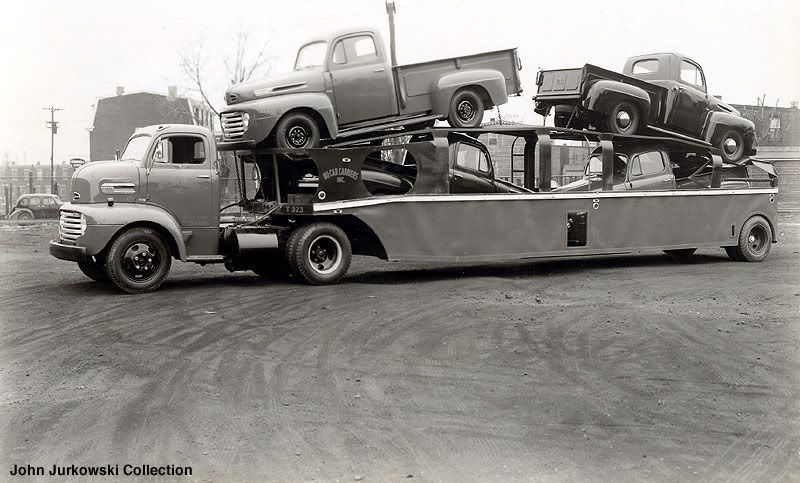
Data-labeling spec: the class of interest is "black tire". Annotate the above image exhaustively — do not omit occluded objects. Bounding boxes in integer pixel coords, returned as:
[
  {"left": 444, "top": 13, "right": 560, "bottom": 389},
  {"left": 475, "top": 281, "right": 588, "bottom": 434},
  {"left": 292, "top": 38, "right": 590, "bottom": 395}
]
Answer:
[
  {"left": 725, "top": 216, "right": 771, "bottom": 262},
  {"left": 251, "top": 251, "right": 290, "bottom": 281},
  {"left": 78, "top": 255, "right": 109, "bottom": 283},
  {"left": 664, "top": 248, "right": 697, "bottom": 263},
  {"left": 105, "top": 227, "right": 172, "bottom": 293},
  {"left": 12, "top": 209, "right": 34, "bottom": 221},
  {"left": 718, "top": 129, "right": 745, "bottom": 163},
  {"left": 448, "top": 88, "right": 484, "bottom": 128},
  {"left": 605, "top": 101, "right": 641, "bottom": 135},
  {"left": 275, "top": 112, "right": 320, "bottom": 149},
  {"left": 286, "top": 223, "right": 351, "bottom": 285}
]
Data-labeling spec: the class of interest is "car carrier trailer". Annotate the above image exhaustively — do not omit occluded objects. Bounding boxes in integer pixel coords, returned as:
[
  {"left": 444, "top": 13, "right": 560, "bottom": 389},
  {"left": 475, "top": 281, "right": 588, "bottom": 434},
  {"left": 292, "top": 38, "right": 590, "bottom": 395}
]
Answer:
[{"left": 49, "top": 124, "right": 778, "bottom": 293}]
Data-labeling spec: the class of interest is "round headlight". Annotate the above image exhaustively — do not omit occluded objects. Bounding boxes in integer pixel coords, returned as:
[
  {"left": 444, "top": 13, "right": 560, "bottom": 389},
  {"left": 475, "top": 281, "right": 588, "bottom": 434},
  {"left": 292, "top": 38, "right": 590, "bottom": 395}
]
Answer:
[{"left": 241, "top": 112, "right": 250, "bottom": 130}]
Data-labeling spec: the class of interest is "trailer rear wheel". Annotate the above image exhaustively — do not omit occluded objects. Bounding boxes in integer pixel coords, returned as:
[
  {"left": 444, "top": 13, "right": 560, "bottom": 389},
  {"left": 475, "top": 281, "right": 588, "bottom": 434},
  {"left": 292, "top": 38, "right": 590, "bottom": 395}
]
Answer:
[
  {"left": 448, "top": 88, "right": 484, "bottom": 128},
  {"left": 725, "top": 216, "right": 771, "bottom": 262},
  {"left": 78, "top": 255, "right": 109, "bottom": 283},
  {"left": 286, "top": 223, "right": 351, "bottom": 285},
  {"left": 606, "top": 101, "right": 641, "bottom": 135},
  {"left": 105, "top": 227, "right": 172, "bottom": 293}
]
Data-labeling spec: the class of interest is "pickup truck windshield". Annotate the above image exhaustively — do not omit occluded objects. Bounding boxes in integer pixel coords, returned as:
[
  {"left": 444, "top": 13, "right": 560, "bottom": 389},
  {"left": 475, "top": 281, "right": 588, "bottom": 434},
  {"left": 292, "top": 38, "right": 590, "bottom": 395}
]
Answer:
[
  {"left": 119, "top": 135, "right": 152, "bottom": 162},
  {"left": 295, "top": 42, "right": 326, "bottom": 70}
]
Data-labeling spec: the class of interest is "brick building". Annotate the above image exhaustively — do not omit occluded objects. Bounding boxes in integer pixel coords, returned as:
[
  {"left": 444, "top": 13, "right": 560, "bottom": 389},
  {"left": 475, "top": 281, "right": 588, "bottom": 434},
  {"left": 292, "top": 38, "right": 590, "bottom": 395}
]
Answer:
[
  {"left": 730, "top": 103, "right": 800, "bottom": 147},
  {"left": 89, "top": 87, "right": 214, "bottom": 161}
]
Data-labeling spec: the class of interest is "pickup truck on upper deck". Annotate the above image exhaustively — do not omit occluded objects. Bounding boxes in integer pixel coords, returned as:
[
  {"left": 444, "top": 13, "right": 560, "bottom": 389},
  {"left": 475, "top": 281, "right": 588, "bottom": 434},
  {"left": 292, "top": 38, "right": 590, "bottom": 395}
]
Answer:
[
  {"left": 533, "top": 53, "right": 756, "bottom": 162},
  {"left": 219, "top": 28, "right": 521, "bottom": 150}
]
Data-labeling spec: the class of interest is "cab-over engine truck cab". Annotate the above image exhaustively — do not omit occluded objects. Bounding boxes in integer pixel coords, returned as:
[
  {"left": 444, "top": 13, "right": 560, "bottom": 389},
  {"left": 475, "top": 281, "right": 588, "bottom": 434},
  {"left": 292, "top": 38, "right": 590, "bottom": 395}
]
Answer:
[
  {"left": 49, "top": 125, "right": 226, "bottom": 293},
  {"left": 219, "top": 28, "right": 521, "bottom": 150}
]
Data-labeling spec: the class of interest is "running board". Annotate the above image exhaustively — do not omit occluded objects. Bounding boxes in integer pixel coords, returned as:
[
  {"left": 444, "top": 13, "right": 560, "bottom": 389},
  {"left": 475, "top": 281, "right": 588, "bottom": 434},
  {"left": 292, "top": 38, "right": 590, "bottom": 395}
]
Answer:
[
  {"left": 647, "top": 125, "right": 712, "bottom": 146},
  {"left": 187, "top": 255, "right": 226, "bottom": 264},
  {"left": 336, "top": 114, "right": 440, "bottom": 139}
]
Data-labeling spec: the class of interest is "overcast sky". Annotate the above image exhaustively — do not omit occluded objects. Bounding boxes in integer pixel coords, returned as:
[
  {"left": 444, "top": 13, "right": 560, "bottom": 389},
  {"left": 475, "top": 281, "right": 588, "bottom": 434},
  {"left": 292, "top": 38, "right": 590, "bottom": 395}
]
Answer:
[{"left": 1, "top": 0, "right": 798, "bottom": 163}]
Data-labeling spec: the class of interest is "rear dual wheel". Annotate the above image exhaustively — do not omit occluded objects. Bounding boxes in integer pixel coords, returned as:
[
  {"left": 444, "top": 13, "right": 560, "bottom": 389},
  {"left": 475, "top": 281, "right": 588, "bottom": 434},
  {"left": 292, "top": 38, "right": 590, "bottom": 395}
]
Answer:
[{"left": 286, "top": 223, "right": 351, "bottom": 285}]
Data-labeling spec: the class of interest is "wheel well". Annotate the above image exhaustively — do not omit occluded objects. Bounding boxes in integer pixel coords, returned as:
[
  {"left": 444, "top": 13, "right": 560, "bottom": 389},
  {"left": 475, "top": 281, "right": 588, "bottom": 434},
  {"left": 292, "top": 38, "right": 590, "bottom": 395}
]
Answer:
[
  {"left": 290, "top": 215, "right": 387, "bottom": 260},
  {"left": 108, "top": 221, "right": 181, "bottom": 260},
  {"left": 457, "top": 85, "right": 493, "bottom": 109},
  {"left": 278, "top": 107, "right": 330, "bottom": 139}
]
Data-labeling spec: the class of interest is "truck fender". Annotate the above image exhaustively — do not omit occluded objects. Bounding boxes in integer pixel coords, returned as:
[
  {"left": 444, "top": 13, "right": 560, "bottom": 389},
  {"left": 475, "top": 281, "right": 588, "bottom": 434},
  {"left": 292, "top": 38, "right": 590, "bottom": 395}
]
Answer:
[
  {"left": 704, "top": 111, "right": 756, "bottom": 150},
  {"left": 583, "top": 80, "right": 651, "bottom": 120},
  {"left": 238, "top": 93, "right": 339, "bottom": 143},
  {"left": 431, "top": 69, "right": 508, "bottom": 117},
  {"left": 74, "top": 203, "right": 188, "bottom": 261}
]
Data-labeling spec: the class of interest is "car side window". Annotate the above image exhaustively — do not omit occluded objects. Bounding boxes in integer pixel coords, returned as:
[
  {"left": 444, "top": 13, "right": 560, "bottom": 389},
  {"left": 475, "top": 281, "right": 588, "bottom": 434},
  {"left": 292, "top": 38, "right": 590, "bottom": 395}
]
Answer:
[
  {"left": 19, "top": 197, "right": 29, "bottom": 207},
  {"left": 631, "top": 152, "right": 665, "bottom": 177},
  {"left": 680, "top": 60, "right": 705, "bottom": 90},
  {"left": 28, "top": 197, "right": 41, "bottom": 207},
  {"left": 42, "top": 197, "right": 55, "bottom": 206},
  {"left": 456, "top": 143, "right": 490, "bottom": 174}
]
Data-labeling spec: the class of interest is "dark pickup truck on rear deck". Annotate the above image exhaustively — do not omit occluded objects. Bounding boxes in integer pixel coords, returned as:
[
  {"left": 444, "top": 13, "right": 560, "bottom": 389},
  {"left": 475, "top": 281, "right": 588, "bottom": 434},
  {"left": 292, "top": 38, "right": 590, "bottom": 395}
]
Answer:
[{"left": 533, "top": 53, "right": 755, "bottom": 162}]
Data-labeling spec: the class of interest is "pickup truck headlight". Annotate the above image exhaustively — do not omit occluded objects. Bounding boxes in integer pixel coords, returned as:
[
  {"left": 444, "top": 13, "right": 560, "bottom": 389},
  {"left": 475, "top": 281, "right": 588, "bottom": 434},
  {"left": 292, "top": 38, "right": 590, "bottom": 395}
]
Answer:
[{"left": 241, "top": 112, "right": 250, "bottom": 130}]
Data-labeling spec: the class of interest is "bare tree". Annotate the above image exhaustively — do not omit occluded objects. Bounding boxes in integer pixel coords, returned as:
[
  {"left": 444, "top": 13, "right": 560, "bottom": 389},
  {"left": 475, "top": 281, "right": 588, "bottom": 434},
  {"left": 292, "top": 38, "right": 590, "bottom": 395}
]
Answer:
[{"left": 180, "top": 30, "right": 273, "bottom": 117}]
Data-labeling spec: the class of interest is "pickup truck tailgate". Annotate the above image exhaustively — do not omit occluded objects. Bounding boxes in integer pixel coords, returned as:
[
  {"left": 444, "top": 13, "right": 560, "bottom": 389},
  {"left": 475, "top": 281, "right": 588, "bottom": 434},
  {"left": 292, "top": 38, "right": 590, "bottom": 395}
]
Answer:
[{"left": 536, "top": 68, "right": 583, "bottom": 98}]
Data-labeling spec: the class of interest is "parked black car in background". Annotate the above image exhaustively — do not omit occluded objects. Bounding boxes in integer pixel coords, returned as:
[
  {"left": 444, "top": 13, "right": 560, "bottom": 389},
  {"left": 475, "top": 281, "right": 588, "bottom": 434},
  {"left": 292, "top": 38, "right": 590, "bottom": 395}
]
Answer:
[{"left": 8, "top": 194, "right": 64, "bottom": 220}]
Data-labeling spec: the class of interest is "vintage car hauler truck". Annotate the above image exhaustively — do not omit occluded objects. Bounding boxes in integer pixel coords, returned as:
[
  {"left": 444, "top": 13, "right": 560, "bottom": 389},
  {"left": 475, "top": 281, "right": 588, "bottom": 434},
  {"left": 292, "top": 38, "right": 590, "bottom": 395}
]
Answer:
[
  {"left": 219, "top": 27, "right": 522, "bottom": 150},
  {"left": 533, "top": 53, "right": 756, "bottom": 162},
  {"left": 50, "top": 124, "right": 778, "bottom": 293}
]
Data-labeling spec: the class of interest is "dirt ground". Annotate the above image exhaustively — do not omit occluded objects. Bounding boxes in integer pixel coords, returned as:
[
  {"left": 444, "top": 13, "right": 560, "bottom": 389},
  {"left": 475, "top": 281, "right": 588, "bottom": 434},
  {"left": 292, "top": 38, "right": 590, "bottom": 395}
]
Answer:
[{"left": 1, "top": 216, "right": 799, "bottom": 482}]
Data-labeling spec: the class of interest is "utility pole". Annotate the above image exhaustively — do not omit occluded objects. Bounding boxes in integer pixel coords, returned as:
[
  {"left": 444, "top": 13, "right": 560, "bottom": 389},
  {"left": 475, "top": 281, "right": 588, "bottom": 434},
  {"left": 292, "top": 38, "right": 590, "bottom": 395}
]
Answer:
[{"left": 43, "top": 106, "right": 62, "bottom": 194}]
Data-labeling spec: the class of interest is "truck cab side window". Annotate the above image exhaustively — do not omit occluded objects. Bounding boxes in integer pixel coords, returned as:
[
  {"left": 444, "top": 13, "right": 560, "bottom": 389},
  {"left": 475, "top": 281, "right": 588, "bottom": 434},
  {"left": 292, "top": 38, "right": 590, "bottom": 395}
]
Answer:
[
  {"left": 154, "top": 136, "right": 206, "bottom": 165},
  {"left": 632, "top": 59, "right": 659, "bottom": 75},
  {"left": 680, "top": 60, "right": 705, "bottom": 90},
  {"left": 338, "top": 35, "right": 377, "bottom": 65},
  {"left": 332, "top": 41, "right": 346, "bottom": 64}
]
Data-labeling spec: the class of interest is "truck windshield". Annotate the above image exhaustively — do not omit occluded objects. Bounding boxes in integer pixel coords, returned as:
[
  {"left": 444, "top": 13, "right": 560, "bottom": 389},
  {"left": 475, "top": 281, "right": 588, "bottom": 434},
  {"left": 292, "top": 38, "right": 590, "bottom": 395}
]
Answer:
[
  {"left": 295, "top": 41, "right": 326, "bottom": 70},
  {"left": 119, "top": 135, "right": 152, "bottom": 162}
]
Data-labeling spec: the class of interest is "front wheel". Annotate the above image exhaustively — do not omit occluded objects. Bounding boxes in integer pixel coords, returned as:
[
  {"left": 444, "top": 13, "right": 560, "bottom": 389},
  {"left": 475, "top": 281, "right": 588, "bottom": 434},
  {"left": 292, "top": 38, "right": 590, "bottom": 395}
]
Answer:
[
  {"left": 78, "top": 255, "right": 109, "bottom": 283},
  {"left": 724, "top": 216, "right": 771, "bottom": 262},
  {"left": 105, "top": 227, "right": 172, "bottom": 293},
  {"left": 286, "top": 223, "right": 351, "bottom": 285},
  {"left": 274, "top": 112, "right": 321, "bottom": 149},
  {"left": 448, "top": 88, "right": 484, "bottom": 128},
  {"left": 605, "top": 101, "right": 641, "bottom": 135},
  {"left": 718, "top": 129, "right": 745, "bottom": 162}
]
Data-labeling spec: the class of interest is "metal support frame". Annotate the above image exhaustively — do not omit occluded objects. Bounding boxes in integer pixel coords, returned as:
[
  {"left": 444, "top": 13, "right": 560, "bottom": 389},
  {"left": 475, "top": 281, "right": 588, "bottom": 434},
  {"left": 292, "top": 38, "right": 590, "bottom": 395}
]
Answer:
[
  {"left": 599, "top": 137, "right": 614, "bottom": 191},
  {"left": 536, "top": 133, "right": 552, "bottom": 192}
]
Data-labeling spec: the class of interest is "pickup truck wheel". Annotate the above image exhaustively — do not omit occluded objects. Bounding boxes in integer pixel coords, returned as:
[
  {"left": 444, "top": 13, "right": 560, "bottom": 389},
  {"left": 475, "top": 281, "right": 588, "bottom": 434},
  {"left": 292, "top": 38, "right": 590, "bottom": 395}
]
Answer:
[
  {"left": 448, "top": 89, "right": 484, "bottom": 128},
  {"left": 606, "top": 101, "right": 641, "bottom": 135},
  {"left": 719, "top": 129, "right": 745, "bottom": 162},
  {"left": 286, "top": 223, "right": 351, "bottom": 285},
  {"left": 275, "top": 112, "right": 320, "bottom": 149},
  {"left": 78, "top": 255, "right": 109, "bottom": 283},
  {"left": 726, "top": 216, "right": 771, "bottom": 262},
  {"left": 105, "top": 227, "right": 172, "bottom": 293}
]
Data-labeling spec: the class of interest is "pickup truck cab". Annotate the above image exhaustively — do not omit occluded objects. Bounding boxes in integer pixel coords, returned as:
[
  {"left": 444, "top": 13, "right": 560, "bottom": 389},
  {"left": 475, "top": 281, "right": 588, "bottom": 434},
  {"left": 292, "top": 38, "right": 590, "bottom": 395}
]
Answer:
[
  {"left": 220, "top": 28, "right": 521, "bottom": 149},
  {"left": 533, "top": 52, "right": 756, "bottom": 162}
]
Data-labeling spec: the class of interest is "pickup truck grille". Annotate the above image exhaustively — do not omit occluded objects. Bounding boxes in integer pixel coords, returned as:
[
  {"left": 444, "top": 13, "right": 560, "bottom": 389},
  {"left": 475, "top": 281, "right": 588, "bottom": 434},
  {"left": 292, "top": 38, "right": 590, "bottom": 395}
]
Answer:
[
  {"left": 59, "top": 210, "right": 85, "bottom": 242},
  {"left": 221, "top": 112, "right": 246, "bottom": 140}
]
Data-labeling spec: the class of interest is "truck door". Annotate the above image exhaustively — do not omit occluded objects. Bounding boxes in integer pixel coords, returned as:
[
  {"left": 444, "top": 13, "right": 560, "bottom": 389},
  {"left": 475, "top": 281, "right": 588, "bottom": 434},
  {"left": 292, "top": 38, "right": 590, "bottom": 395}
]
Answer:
[
  {"left": 451, "top": 142, "right": 495, "bottom": 193},
  {"left": 329, "top": 34, "right": 394, "bottom": 124},
  {"left": 146, "top": 134, "right": 217, "bottom": 255},
  {"left": 627, "top": 151, "right": 674, "bottom": 190},
  {"left": 667, "top": 59, "right": 709, "bottom": 136}
]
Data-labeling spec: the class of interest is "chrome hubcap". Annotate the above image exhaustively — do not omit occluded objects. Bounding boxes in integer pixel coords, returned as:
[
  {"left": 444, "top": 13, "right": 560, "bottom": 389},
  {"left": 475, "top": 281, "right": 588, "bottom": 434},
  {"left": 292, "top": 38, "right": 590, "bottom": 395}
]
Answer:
[
  {"left": 748, "top": 226, "right": 767, "bottom": 253},
  {"left": 724, "top": 137, "right": 739, "bottom": 154},
  {"left": 457, "top": 100, "right": 475, "bottom": 122},
  {"left": 616, "top": 110, "right": 631, "bottom": 129},
  {"left": 288, "top": 126, "right": 309, "bottom": 148},
  {"left": 307, "top": 235, "right": 342, "bottom": 274},
  {"left": 122, "top": 242, "right": 159, "bottom": 281}
]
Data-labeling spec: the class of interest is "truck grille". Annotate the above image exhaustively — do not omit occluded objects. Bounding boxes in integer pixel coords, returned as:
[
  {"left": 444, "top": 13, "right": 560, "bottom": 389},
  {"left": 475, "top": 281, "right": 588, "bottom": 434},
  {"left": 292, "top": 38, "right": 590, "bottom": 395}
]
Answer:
[
  {"left": 59, "top": 210, "right": 85, "bottom": 242},
  {"left": 221, "top": 112, "right": 246, "bottom": 140}
]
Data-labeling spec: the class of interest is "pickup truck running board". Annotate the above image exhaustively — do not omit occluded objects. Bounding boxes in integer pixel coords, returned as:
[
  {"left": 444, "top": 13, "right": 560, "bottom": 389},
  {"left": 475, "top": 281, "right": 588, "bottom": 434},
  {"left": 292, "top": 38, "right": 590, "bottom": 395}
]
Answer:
[
  {"left": 647, "top": 125, "right": 712, "bottom": 147},
  {"left": 336, "top": 114, "right": 440, "bottom": 139}
]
